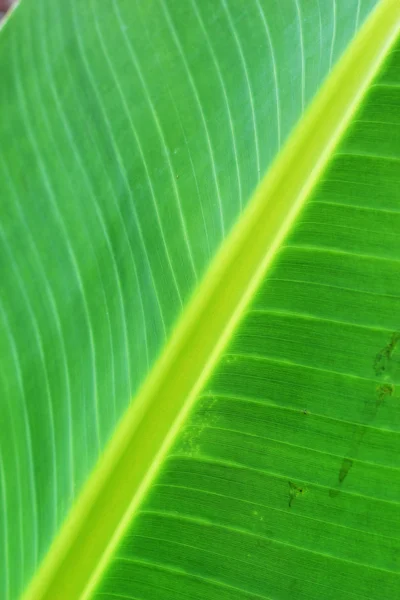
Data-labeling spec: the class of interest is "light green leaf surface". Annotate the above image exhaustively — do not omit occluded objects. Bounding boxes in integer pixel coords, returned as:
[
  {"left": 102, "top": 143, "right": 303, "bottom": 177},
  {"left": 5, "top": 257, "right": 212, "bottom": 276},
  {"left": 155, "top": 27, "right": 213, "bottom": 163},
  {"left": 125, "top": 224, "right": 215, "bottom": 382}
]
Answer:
[{"left": 0, "top": 1, "right": 399, "bottom": 599}]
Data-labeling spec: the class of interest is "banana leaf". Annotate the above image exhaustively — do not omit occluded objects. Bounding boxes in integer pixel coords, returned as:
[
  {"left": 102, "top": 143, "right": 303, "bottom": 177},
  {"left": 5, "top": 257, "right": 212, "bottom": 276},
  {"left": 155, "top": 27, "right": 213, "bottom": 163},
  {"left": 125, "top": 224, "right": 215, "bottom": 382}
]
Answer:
[{"left": 0, "top": 0, "right": 399, "bottom": 599}]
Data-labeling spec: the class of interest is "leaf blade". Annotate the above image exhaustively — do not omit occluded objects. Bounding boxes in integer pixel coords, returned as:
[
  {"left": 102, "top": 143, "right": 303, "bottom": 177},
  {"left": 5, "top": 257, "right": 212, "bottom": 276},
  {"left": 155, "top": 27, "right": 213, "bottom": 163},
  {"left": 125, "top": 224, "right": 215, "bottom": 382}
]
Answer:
[{"left": 17, "top": 1, "right": 400, "bottom": 598}]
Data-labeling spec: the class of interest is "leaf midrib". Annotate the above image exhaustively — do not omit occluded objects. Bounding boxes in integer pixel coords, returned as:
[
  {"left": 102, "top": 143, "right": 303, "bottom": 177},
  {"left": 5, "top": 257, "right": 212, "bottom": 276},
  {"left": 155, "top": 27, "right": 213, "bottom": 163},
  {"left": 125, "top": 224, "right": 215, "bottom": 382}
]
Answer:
[{"left": 23, "top": 1, "right": 400, "bottom": 598}]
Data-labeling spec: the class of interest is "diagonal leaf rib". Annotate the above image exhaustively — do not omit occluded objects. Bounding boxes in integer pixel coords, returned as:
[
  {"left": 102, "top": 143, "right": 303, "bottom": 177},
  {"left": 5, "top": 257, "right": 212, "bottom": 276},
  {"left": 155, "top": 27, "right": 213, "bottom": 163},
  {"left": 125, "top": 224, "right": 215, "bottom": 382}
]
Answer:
[{"left": 23, "top": 1, "right": 400, "bottom": 598}]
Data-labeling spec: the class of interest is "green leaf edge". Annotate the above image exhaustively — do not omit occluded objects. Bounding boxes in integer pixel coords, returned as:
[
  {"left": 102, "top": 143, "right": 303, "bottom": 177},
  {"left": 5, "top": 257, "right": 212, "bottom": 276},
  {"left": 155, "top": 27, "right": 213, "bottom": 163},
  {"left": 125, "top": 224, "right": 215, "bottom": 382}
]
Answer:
[{"left": 22, "top": 1, "right": 400, "bottom": 598}]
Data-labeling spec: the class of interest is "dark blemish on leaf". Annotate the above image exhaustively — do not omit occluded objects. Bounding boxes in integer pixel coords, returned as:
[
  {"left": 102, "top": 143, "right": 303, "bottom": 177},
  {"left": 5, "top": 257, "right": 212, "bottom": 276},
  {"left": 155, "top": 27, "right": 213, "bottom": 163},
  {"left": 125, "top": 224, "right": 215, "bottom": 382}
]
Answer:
[
  {"left": 376, "top": 383, "right": 394, "bottom": 407},
  {"left": 329, "top": 457, "right": 354, "bottom": 497},
  {"left": 374, "top": 351, "right": 388, "bottom": 376},
  {"left": 389, "top": 332, "right": 400, "bottom": 351},
  {"left": 302, "top": 408, "right": 308, "bottom": 415},
  {"left": 374, "top": 332, "right": 400, "bottom": 376},
  {"left": 330, "top": 334, "right": 399, "bottom": 501},
  {"left": 288, "top": 481, "right": 304, "bottom": 507},
  {"left": 338, "top": 457, "right": 353, "bottom": 483}
]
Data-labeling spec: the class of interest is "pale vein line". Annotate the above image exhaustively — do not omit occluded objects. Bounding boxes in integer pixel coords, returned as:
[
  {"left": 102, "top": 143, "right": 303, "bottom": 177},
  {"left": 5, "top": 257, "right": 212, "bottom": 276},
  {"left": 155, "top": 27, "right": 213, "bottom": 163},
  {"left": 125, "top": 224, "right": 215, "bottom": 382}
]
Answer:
[
  {"left": 294, "top": 0, "right": 305, "bottom": 110},
  {"left": 141, "top": 509, "right": 400, "bottom": 574},
  {"left": 22, "top": 11, "right": 76, "bottom": 508},
  {"left": 250, "top": 307, "right": 395, "bottom": 335},
  {"left": 223, "top": 352, "right": 379, "bottom": 385},
  {"left": 30, "top": 5, "right": 103, "bottom": 479},
  {"left": 10, "top": 32, "right": 58, "bottom": 564},
  {"left": 371, "top": 81, "right": 400, "bottom": 89},
  {"left": 286, "top": 242, "right": 400, "bottom": 264},
  {"left": 374, "top": 82, "right": 400, "bottom": 89},
  {"left": 195, "top": 423, "right": 400, "bottom": 475},
  {"left": 161, "top": 0, "right": 225, "bottom": 237},
  {"left": 117, "top": 556, "right": 273, "bottom": 600},
  {"left": 69, "top": 0, "right": 146, "bottom": 393},
  {"left": 267, "top": 276, "right": 400, "bottom": 301},
  {"left": 0, "top": 450, "right": 9, "bottom": 600},
  {"left": 229, "top": 339, "right": 369, "bottom": 371},
  {"left": 355, "top": 0, "right": 361, "bottom": 33},
  {"left": 198, "top": 392, "right": 399, "bottom": 436},
  {"left": 168, "top": 456, "right": 400, "bottom": 510},
  {"left": 154, "top": 482, "right": 400, "bottom": 543},
  {"left": 0, "top": 365, "right": 24, "bottom": 597},
  {"left": 113, "top": 1, "right": 198, "bottom": 281},
  {"left": 54, "top": 1, "right": 123, "bottom": 423},
  {"left": 352, "top": 117, "right": 400, "bottom": 126},
  {"left": 316, "top": 0, "right": 323, "bottom": 84},
  {"left": 170, "top": 454, "right": 400, "bottom": 507},
  {"left": 336, "top": 151, "right": 400, "bottom": 162},
  {"left": 40, "top": 1, "right": 112, "bottom": 448},
  {"left": 314, "top": 199, "right": 400, "bottom": 217},
  {"left": 221, "top": 0, "right": 261, "bottom": 178},
  {"left": 191, "top": 0, "right": 243, "bottom": 210},
  {"left": 0, "top": 224, "right": 58, "bottom": 529},
  {"left": 255, "top": 0, "right": 282, "bottom": 150},
  {"left": 130, "top": 5, "right": 212, "bottom": 262},
  {"left": 0, "top": 304, "right": 38, "bottom": 573},
  {"left": 329, "top": 0, "right": 337, "bottom": 70},
  {"left": 1, "top": 153, "right": 74, "bottom": 505},
  {"left": 166, "top": 90, "right": 212, "bottom": 260},
  {"left": 123, "top": 532, "right": 371, "bottom": 600},
  {"left": 148, "top": 508, "right": 397, "bottom": 574},
  {"left": 294, "top": 214, "right": 399, "bottom": 234},
  {"left": 20, "top": 38, "right": 75, "bottom": 499},
  {"left": 89, "top": 0, "right": 177, "bottom": 333},
  {"left": 26, "top": 3, "right": 101, "bottom": 470}
]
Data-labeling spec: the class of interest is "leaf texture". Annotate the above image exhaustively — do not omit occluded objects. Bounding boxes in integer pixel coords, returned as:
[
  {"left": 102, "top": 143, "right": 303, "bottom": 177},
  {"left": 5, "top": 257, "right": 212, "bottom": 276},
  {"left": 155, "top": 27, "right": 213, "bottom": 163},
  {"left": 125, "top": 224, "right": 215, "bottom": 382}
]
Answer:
[{"left": 1, "top": 0, "right": 398, "bottom": 599}]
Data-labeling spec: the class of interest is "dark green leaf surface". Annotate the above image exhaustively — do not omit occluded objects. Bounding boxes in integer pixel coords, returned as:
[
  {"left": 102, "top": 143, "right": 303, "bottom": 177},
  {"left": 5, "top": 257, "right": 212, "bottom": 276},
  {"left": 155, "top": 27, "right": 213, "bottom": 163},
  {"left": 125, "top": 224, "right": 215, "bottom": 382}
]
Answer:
[{"left": 94, "top": 41, "right": 400, "bottom": 599}]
